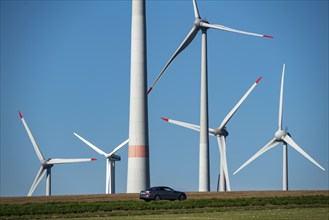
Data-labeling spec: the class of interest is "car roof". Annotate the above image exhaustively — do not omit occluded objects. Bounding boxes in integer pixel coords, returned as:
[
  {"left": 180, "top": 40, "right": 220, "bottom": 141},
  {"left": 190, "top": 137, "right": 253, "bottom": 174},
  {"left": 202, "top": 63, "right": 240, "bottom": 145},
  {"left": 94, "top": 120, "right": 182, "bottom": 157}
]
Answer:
[{"left": 148, "top": 186, "right": 171, "bottom": 190}]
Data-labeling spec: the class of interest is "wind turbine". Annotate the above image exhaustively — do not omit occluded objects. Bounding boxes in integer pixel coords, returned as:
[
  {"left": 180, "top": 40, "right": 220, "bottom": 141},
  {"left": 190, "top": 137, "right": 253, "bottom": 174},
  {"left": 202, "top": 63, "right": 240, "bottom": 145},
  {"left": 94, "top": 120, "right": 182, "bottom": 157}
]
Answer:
[
  {"left": 148, "top": 0, "right": 272, "bottom": 191},
  {"left": 73, "top": 133, "right": 128, "bottom": 194},
  {"left": 18, "top": 112, "right": 97, "bottom": 196},
  {"left": 233, "top": 64, "right": 325, "bottom": 190},
  {"left": 162, "top": 76, "right": 262, "bottom": 192}
]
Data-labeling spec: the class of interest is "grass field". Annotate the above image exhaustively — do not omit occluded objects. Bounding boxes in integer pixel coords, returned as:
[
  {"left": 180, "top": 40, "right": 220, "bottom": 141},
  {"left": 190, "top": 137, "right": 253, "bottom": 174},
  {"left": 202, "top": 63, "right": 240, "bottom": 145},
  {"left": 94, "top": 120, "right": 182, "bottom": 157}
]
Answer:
[
  {"left": 1, "top": 191, "right": 328, "bottom": 219},
  {"left": 56, "top": 207, "right": 328, "bottom": 220}
]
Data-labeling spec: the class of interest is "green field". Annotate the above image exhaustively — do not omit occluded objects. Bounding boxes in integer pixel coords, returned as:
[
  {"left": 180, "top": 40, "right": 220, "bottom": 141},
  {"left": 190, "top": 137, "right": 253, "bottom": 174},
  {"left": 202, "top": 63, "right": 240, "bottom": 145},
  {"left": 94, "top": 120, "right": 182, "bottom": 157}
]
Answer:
[
  {"left": 1, "top": 195, "right": 328, "bottom": 219},
  {"left": 62, "top": 207, "right": 328, "bottom": 220}
]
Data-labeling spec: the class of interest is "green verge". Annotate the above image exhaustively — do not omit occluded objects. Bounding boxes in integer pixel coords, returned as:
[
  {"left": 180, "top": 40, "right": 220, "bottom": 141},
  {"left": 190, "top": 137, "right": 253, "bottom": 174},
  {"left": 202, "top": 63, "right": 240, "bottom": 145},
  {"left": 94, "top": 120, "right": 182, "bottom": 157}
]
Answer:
[{"left": 1, "top": 195, "right": 328, "bottom": 219}]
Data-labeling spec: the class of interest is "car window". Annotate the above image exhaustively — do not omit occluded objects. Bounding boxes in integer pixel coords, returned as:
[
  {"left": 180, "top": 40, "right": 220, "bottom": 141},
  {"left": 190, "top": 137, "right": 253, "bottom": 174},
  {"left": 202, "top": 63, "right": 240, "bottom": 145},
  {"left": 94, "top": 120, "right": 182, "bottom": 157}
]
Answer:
[{"left": 164, "top": 187, "right": 173, "bottom": 192}]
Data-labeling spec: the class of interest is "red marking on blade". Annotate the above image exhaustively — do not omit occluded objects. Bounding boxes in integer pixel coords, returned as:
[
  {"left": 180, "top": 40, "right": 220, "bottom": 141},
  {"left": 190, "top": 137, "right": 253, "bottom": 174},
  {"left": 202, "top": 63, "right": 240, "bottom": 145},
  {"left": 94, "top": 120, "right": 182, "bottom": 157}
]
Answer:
[
  {"left": 91, "top": 158, "right": 97, "bottom": 161},
  {"left": 263, "top": 35, "right": 273, "bottom": 38},
  {"left": 161, "top": 117, "right": 169, "bottom": 122},
  {"left": 147, "top": 87, "right": 153, "bottom": 94},
  {"left": 18, "top": 111, "right": 23, "bottom": 119},
  {"left": 256, "top": 76, "right": 262, "bottom": 84}
]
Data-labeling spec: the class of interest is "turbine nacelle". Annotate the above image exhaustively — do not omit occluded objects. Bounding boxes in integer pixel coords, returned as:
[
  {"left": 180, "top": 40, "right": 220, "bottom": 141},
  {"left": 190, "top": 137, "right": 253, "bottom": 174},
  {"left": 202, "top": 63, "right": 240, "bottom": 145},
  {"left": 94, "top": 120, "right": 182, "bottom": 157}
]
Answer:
[
  {"left": 41, "top": 160, "right": 53, "bottom": 168},
  {"left": 194, "top": 18, "right": 209, "bottom": 29},
  {"left": 274, "top": 129, "right": 291, "bottom": 142},
  {"left": 213, "top": 127, "right": 229, "bottom": 137},
  {"left": 108, "top": 154, "right": 121, "bottom": 161},
  {"left": 275, "top": 129, "right": 287, "bottom": 141}
]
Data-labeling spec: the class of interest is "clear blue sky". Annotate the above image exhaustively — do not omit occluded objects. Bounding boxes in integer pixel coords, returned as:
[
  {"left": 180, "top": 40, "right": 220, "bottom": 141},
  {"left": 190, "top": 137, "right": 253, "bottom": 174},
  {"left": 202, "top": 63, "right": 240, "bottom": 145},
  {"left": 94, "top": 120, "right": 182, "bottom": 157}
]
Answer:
[{"left": 1, "top": 0, "right": 328, "bottom": 197}]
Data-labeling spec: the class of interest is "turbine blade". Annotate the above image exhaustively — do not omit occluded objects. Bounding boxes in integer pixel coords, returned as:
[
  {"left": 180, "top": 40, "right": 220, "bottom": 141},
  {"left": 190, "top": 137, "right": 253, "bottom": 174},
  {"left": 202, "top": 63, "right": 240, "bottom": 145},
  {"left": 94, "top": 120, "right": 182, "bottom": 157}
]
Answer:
[
  {"left": 107, "top": 139, "right": 129, "bottom": 157},
  {"left": 233, "top": 138, "right": 279, "bottom": 175},
  {"left": 278, "top": 64, "right": 285, "bottom": 130},
  {"left": 200, "top": 22, "right": 273, "bottom": 38},
  {"left": 74, "top": 133, "right": 107, "bottom": 156},
  {"left": 216, "top": 136, "right": 223, "bottom": 158},
  {"left": 283, "top": 135, "right": 325, "bottom": 171},
  {"left": 162, "top": 117, "right": 217, "bottom": 136},
  {"left": 28, "top": 166, "right": 46, "bottom": 196},
  {"left": 219, "top": 76, "right": 262, "bottom": 130},
  {"left": 192, "top": 0, "right": 200, "bottom": 18},
  {"left": 162, "top": 117, "right": 201, "bottom": 132},
  {"left": 147, "top": 26, "right": 199, "bottom": 94},
  {"left": 218, "top": 136, "right": 231, "bottom": 191},
  {"left": 19, "top": 112, "right": 45, "bottom": 162},
  {"left": 47, "top": 158, "right": 97, "bottom": 164}
]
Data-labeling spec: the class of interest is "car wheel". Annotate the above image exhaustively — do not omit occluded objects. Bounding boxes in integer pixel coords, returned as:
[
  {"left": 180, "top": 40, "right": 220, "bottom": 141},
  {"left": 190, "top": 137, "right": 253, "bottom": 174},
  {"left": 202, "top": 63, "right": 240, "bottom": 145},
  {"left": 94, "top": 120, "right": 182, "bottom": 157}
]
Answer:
[
  {"left": 178, "top": 194, "right": 186, "bottom": 201},
  {"left": 154, "top": 195, "right": 161, "bottom": 201}
]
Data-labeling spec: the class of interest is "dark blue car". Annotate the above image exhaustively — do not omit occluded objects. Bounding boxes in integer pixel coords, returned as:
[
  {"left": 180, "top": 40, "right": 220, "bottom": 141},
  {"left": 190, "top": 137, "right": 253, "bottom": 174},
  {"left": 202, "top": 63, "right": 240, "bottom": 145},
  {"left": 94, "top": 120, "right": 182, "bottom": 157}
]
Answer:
[{"left": 140, "top": 186, "right": 187, "bottom": 201}]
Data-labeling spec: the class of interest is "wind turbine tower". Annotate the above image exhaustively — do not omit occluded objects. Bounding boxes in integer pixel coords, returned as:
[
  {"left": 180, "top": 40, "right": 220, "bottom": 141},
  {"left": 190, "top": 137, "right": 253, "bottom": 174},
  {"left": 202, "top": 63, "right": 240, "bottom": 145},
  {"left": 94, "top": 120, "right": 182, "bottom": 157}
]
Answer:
[{"left": 127, "top": 0, "right": 150, "bottom": 193}]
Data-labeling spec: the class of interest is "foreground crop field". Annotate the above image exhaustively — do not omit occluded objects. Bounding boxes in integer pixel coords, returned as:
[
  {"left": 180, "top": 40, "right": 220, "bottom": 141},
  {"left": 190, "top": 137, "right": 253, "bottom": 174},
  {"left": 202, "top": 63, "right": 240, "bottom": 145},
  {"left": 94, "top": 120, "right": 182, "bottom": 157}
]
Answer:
[{"left": 1, "top": 191, "right": 328, "bottom": 219}]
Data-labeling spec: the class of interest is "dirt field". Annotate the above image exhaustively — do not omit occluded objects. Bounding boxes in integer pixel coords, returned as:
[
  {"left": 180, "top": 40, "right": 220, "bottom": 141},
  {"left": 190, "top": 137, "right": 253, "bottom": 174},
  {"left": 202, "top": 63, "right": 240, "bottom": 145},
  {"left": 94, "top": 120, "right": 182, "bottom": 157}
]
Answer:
[{"left": 1, "top": 190, "right": 328, "bottom": 205}]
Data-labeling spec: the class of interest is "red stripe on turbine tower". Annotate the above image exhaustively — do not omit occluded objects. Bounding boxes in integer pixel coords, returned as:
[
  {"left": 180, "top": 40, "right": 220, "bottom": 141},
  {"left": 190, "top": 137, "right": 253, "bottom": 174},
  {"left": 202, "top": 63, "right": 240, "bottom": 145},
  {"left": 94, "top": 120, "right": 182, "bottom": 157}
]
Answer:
[{"left": 128, "top": 145, "right": 149, "bottom": 157}]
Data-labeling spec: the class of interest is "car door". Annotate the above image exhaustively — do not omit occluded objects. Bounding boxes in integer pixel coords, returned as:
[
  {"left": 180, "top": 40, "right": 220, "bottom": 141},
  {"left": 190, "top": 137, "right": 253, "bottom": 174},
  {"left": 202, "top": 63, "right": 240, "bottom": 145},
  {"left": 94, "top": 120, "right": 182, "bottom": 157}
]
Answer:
[{"left": 163, "top": 187, "right": 177, "bottom": 200}]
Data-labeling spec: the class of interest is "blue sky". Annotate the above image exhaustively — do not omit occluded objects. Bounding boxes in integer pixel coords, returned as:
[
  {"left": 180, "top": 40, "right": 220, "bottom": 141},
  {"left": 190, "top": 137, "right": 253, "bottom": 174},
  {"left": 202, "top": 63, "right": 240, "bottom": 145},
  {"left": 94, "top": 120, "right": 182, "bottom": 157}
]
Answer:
[{"left": 1, "top": 0, "right": 328, "bottom": 196}]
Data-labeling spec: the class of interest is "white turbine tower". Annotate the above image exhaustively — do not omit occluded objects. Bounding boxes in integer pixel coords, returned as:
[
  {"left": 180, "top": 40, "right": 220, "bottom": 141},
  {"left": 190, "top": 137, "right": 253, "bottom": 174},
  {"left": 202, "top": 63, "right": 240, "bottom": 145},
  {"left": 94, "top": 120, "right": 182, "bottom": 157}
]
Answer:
[
  {"left": 147, "top": 0, "right": 272, "bottom": 191},
  {"left": 18, "top": 112, "right": 96, "bottom": 196},
  {"left": 162, "top": 76, "right": 262, "bottom": 192},
  {"left": 127, "top": 0, "right": 150, "bottom": 193},
  {"left": 233, "top": 64, "right": 325, "bottom": 190},
  {"left": 73, "top": 133, "right": 128, "bottom": 194}
]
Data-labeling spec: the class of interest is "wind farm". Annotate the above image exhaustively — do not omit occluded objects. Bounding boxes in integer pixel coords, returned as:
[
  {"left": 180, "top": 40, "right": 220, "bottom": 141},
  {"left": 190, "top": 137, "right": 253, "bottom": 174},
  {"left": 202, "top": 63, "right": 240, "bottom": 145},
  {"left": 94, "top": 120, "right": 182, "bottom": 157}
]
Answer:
[
  {"left": 148, "top": 0, "right": 272, "bottom": 192},
  {"left": 1, "top": 0, "right": 328, "bottom": 199}
]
